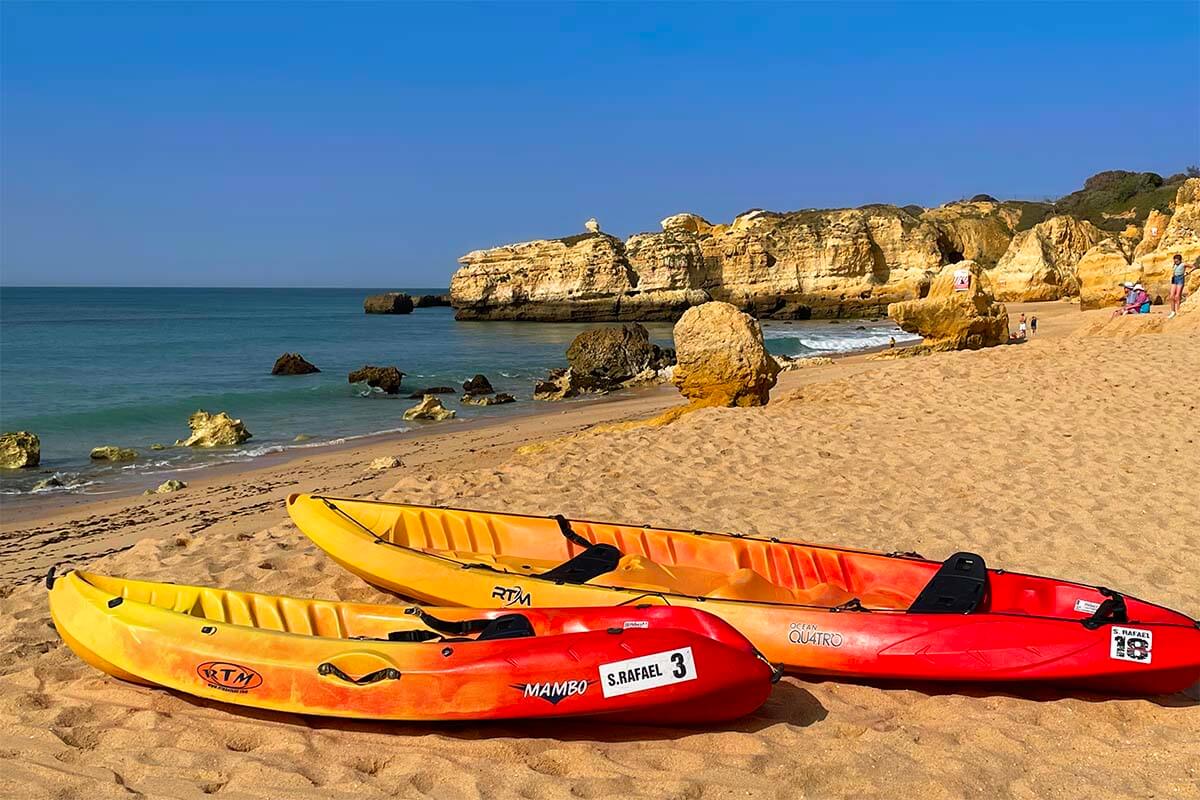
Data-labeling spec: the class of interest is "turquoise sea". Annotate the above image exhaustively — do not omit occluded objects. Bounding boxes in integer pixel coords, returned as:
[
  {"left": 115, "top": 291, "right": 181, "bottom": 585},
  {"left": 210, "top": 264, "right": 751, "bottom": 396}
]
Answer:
[{"left": 0, "top": 287, "right": 917, "bottom": 497}]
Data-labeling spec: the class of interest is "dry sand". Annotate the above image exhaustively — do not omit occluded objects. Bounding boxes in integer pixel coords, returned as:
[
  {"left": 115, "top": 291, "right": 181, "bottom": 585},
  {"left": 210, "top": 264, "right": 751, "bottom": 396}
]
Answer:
[{"left": 2, "top": 302, "right": 1197, "bottom": 799}]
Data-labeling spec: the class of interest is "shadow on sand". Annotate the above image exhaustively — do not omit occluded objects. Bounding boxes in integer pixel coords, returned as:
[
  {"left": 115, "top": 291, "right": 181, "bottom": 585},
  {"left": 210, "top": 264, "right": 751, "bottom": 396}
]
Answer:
[
  {"left": 795, "top": 674, "right": 1199, "bottom": 709},
  {"left": 163, "top": 678, "right": 827, "bottom": 743}
]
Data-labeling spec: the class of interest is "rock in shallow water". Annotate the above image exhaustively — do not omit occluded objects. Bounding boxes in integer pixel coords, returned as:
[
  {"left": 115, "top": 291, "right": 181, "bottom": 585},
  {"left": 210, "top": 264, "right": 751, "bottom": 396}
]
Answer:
[
  {"left": 461, "top": 392, "right": 516, "bottom": 406},
  {"left": 566, "top": 323, "right": 670, "bottom": 383},
  {"left": 533, "top": 368, "right": 614, "bottom": 401},
  {"left": 90, "top": 446, "right": 138, "bottom": 462},
  {"left": 0, "top": 431, "right": 40, "bottom": 469},
  {"left": 413, "top": 294, "right": 450, "bottom": 308},
  {"left": 32, "top": 475, "right": 64, "bottom": 491},
  {"left": 349, "top": 365, "right": 405, "bottom": 395},
  {"left": 462, "top": 374, "right": 494, "bottom": 395},
  {"left": 403, "top": 395, "right": 456, "bottom": 421},
  {"left": 363, "top": 292, "right": 414, "bottom": 314},
  {"left": 176, "top": 410, "right": 252, "bottom": 447},
  {"left": 672, "top": 302, "right": 780, "bottom": 407},
  {"left": 271, "top": 352, "right": 320, "bottom": 375}
]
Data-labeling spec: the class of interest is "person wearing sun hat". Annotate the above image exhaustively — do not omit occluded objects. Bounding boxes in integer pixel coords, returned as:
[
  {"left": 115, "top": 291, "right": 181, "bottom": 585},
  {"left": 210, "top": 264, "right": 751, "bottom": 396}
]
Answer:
[
  {"left": 1112, "top": 281, "right": 1139, "bottom": 317},
  {"left": 1132, "top": 283, "right": 1151, "bottom": 314}
]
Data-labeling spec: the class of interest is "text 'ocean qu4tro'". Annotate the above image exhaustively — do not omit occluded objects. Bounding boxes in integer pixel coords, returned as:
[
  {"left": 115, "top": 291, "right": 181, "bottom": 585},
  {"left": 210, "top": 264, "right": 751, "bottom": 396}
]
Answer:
[
  {"left": 46, "top": 570, "right": 776, "bottom": 723},
  {"left": 288, "top": 494, "right": 1200, "bottom": 697}
]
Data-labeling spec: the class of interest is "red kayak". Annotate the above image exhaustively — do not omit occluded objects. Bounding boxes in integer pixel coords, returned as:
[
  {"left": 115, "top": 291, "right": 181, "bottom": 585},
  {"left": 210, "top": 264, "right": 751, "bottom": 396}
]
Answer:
[{"left": 289, "top": 495, "right": 1200, "bottom": 696}]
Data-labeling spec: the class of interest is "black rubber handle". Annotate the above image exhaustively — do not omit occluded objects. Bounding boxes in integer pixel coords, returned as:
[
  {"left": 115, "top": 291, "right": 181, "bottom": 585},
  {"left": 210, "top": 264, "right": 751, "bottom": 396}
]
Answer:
[{"left": 317, "top": 663, "right": 401, "bottom": 685}]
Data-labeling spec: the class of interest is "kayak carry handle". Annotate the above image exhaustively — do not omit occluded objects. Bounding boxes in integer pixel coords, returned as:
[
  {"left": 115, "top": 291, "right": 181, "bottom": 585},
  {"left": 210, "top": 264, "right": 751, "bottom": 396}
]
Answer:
[{"left": 317, "top": 662, "right": 401, "bottom": 685}]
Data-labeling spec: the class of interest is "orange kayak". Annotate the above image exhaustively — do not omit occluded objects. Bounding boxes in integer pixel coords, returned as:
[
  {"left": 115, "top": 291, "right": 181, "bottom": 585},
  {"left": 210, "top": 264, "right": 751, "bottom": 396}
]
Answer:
[
  {"left": 288, "top": 494, "right": 1200, "bottom": 696},
  {"left": 47, "top": 569, "right": 775, "bottom": 723}
]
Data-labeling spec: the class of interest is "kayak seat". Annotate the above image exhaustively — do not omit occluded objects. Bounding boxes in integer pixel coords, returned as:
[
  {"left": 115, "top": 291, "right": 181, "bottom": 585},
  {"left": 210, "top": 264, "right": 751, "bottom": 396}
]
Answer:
[
  {"left": 475, "top": 613, "right": 536, "bottom": 641},
  {"left": 908, "top": 552, "right": 987, "bottom": 614},
  {"left": 540, "top": 544, "right": 622, "bottom": 584}
]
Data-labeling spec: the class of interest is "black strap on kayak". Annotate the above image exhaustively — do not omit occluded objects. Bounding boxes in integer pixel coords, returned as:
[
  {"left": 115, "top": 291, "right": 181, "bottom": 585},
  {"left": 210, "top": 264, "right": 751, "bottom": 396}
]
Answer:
[
  {"left": 554, "top": 514, "right": 594, "bottom": 549},
  {"left": 401, "top": 607, "right": 536, "bottom": 641},
  {"left": 1081, "top": 587, "right": 1129, "bottom": 629},
  {"left": 908, "top": 552, "right": 988, "bottom": 614},
  {"left": 386, "top": 629, "right": 443, "bottom": 643},
  {"left": 404, "top": 607, "right": 494, "bottom": 635}
]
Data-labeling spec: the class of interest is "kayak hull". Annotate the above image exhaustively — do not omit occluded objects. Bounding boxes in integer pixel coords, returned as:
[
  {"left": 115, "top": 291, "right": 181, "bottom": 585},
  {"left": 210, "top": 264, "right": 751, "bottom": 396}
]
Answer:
[
  {"left": 48, "top": 571, "right": 774, "bottom": 723},
  {"left": 287, "top": 494, "right": 1200, "bottom": 696}
]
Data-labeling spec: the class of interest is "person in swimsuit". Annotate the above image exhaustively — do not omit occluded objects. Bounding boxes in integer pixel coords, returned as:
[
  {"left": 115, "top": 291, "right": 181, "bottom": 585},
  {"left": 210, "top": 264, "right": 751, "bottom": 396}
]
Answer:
[{"left": 1169, "top": 253, "right": 1198, "bottom": 318}]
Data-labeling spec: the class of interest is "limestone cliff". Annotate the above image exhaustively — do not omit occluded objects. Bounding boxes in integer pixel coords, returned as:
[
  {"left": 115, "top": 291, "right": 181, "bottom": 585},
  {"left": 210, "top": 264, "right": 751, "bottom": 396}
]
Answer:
[
  {"left": 986, "top": 215, "right": 1105, "bottom": 302},
  {"left": 453, "top": 201, "right": 1025, "bottom": 321},
  {"left": 1077, "top": 239, "right": 1135, "bottom": 311},
  {"left": 1133, "top": 178, "right": 1200, "bottom": 303}
]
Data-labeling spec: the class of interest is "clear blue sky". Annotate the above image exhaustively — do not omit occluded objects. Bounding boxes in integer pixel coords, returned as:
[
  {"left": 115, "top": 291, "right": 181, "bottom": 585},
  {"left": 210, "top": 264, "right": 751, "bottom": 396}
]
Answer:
[{"left": 2, "top": 1, "right": 1198, "bottom": 287}]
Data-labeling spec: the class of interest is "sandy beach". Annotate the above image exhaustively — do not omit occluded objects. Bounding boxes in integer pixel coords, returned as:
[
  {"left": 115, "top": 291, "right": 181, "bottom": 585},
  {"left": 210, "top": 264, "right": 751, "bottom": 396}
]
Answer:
[{"left": 2, "top": 302, "right": 1197, "bottom": 800}]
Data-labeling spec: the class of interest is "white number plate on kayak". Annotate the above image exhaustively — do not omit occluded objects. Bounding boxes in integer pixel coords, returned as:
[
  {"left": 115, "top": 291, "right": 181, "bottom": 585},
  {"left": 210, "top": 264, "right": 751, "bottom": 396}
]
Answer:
[
  {"left": 599, "top": 646, "right": 697, "bottom": 698},
  {"left": 1110, "top": 626, "right": 1152, "bottom": 664}
]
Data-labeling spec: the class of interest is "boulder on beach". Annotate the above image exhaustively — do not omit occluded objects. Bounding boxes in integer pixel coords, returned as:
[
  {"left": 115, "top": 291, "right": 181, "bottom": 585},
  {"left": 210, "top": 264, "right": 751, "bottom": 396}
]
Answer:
[
  {"left": 462, "top": 374, "right": 494, "bottom": 395},
  {"left": 671, "top": 302, "right": 780, "bottom": 407},
  {"left": 90, "top": 446, "right": 137, "bottom": 462},
  {"left": 566, "top": 323, "right": 666, "bottom": 383},
  {"left": 0, "top": 431, "right": 40, "bottom": 469},
  {"left": 176, "top": 410, "right": 252, "bottom": 448},
  {"left": 406, "top": 386, "right": 456, "bottom": 398},
  {"left": 403, "top": 395, "right": 456, "bottom": 421},
  {"left": 363, "top": 292, "right": 414, "bottom": 314},
  {"left": 413, "top": 294, "right": 451, "bottom": 308},
  {"left": 533, "top": 368, "right": 613, "bottom": 401},
  {"left": 367, "top": 456, "right": 402, "bottom": 471},
  {"left": 461, "top": 392, "right": 516, "bottom": 406},
  {"left": 271, "top": 353, "right": 320, "bottom": 375},
  {"left": 144, "top": 479, "right": 186, "bottom": 495},
  {"left": 775, "top": 355, "right": 835, "bottom": 371},
  {"left": 887, "top": 260, "right": 1008, "bottom": 351},
  {"left": 349, "top": 365, "right": 405, "bottom": 395}
]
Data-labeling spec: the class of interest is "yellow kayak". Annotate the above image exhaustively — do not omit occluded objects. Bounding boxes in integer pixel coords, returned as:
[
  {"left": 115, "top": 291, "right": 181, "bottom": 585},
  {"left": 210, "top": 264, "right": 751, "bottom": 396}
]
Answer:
[{"left": 46, "top": 569, "right": 775, "bottom": 722}]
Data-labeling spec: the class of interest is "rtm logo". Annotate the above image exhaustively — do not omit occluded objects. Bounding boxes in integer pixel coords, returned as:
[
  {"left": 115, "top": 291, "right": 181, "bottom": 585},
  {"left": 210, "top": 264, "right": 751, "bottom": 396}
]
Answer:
[
  {"left": 196, "top": 661, "right": 263, "bottom": 693},
  {"left": 512, "top": 680, "right": 592, "bottom": 704},
  {"left": 491, "top": 585, "right": 532, "bottom": 607}
]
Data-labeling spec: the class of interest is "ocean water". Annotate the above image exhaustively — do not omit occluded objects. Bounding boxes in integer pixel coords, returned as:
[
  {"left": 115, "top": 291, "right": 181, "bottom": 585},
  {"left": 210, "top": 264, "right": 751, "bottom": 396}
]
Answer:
[{"left": 0, "top": 287, "right": 917, "bottom": 496}]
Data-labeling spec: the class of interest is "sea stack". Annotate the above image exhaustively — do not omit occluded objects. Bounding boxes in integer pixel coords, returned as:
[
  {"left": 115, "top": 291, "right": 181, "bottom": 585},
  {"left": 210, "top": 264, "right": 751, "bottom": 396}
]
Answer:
[{"left": 364, "top": 292, "right": 415, "bottom": 314}]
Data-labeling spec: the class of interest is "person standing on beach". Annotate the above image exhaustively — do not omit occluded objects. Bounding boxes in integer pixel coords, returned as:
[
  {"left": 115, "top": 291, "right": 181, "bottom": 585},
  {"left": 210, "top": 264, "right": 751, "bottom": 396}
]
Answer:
[
  {"left": 1168, "top": 253, "right": 1197, "bottom": 318},
  {"left": 1018, "top": 313, "right": 1027, "bottom": 339},
  {"left": 1030, "top": 315, "right": 1038, "bottom": 336}
]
